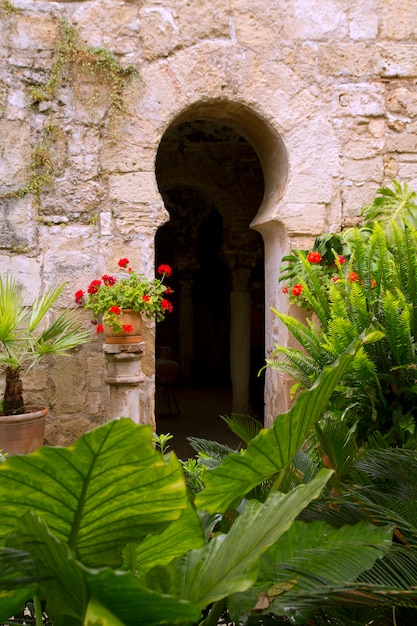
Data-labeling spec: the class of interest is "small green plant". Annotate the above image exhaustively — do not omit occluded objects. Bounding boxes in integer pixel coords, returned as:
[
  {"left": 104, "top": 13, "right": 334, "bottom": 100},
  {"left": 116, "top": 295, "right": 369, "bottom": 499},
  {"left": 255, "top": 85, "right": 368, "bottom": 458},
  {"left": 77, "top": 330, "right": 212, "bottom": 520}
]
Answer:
[
  {"left": 0, "top": 274, "right": 91, "bottom": 415},
  {"left": 152, "top": 432, "right": 173, "bottom": 455}
]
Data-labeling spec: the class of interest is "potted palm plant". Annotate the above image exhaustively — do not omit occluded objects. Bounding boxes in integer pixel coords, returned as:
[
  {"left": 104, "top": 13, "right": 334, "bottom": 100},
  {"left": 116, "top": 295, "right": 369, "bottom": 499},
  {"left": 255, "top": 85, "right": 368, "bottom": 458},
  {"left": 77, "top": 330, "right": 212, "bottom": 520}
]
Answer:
[{"left": 0, "top": 274, "right": 92, "bottom": 455}]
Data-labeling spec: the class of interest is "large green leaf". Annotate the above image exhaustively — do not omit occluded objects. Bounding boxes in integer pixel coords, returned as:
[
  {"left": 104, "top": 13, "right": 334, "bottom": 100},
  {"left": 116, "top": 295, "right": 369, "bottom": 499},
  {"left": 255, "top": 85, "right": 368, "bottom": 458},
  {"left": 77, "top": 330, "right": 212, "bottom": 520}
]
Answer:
[
  {"left": 196, "top": 336, "right": 369, "bottom": 513},
  {"left": 135, "top": 507, "right": 204, "bottom": 575},
  {"left": 228, "top": 519, "right": 392, "bottom": 622},
  {"left": 0, "top": 419, "right": 189, "bottom": 567},
  {"left": 146, "top": 470, "right": 332, "bottom": 610},
  {"left": 6, "top": 512, "right": 86, "bottom": 626},
  {"left": 5, "top": 512, "right": 201, "bottom": 626}
]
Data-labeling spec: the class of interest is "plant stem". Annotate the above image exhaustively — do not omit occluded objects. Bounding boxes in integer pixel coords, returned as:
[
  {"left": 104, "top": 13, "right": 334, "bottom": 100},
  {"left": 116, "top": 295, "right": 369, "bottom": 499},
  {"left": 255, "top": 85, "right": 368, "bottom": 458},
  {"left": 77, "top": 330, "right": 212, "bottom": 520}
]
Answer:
[{"left": 33, "top": 595, "right": 43, "bottom": 626}]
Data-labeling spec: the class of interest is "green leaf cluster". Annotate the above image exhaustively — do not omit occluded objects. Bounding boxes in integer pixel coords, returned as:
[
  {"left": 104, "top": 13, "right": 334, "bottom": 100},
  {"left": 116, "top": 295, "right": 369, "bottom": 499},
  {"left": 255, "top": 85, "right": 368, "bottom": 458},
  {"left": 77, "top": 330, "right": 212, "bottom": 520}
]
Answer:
[
  {"left": 0, "top": 274, "right": 91, "bottom": 413},
  {"left": 0, "top": 338, "right": 396, "bottom": 626},
  {"left": 272, "top": 182, "right": 417, "bottom": 445}
]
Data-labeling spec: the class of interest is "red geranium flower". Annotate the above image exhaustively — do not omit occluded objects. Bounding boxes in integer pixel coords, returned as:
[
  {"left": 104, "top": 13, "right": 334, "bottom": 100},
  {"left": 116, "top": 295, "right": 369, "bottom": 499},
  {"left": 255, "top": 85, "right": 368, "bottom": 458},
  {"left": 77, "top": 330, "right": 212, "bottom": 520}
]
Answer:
[
  {"left": 102, "top": 274, "right": 116, "bottom": 286},
  {"left": 292, "top": 284, "right": 303, "bottom": 297},
  {"left": 164, "top": 286, "right": 173, "bottom": 295},
  {"left": 75, "top": 289, "right": 84, "bottom": 304},
  {"left": 142, "top": 294, "right": 150, "bottom": 302},
  {"left": 161, "top": 299, "right": 173, "bottom": 312},
  {"left": 118, "top": 258, "right": 129, "bottom": 268},
  {"left": 332, "top": 275, "right": 340, "bottom": 283},
  {"left": 158, "top": 264, "right": 172, "bottom": 277},
  {"left": 123, "top": 324, "right": 134, "bottom": 333},
  {"left": 88, "top": 279, "right": 102, "bottom": 294},
  {"left": 307, "top": 251, "right": 321, "bottom": 264},
  {"left": 109, "top": 305, "right": 121, "bottom": 314},
  {"left": 338, "top": 255, "right": 347, "bottom": 265},
  {"left": 370, "top": 278, "right": 377, "bottom": 288},
  {"left": 96, "top": 324, "right": 104, "bottom": 334},
  {"left": 349, "top": 271, "right": 359, "bottom": 283}
]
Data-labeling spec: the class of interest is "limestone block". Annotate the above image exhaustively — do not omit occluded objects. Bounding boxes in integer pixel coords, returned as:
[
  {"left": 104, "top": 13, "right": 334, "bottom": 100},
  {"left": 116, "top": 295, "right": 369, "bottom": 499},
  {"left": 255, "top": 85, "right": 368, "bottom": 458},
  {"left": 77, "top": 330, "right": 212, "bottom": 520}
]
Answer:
[
  {"left": 397, "top": 160, "right": 417, "bottom": 186},
  {"left": 0, "top": 253, "right": 42, "bottom": 300},
  {"left": 0, "top": 81, "right": 7, "bottom": 119},
  {"left": 5, "top": 87, "right": 27, "bottom": 121},
  {"left": 277, "top": 202, "right": 329, "bottom": 236},
  {"left": 9, "top": 13, "right": 57, "bottom": 52},
  {"left": 334, "top": 83, "right": 385, "bottom": 117},
  {"left": 232, "top": 4, "right": 277, "bottom": 48},
  {"left": 386, "top": 133, "right": 417, "bottom": 153},
  {"left": 348, "top": 1, "right": 379, "bottom": 39},
  {"left": 341, "top": 182, "right": 379, "bottom": 225},
  {"left": 73, "top": 2, "right": 140, "bottom": 55},
  {"left": 0, "top": 120, "right": 31, "bottom": 186},
  {"left": 376, "top": 44, "right": 417, "bottom": 78},
  {"left": 379, "top": 0, "right": 415, "bottom": 40},
  {"left": 109, "top": 171, "right": 160, "bottom": 203},
  {"left": 45, "top": 416, "right": 93, "bottom": 447},
  {"left": 271, "top": 0, "right": 348, "bottom": 40},
  {"left": 140, "top": 4, "right": 180, "bottom": 61},
  {"left": 318, "top": 44, "right": 376, "bottom": 77},
  {"left": 383, "top": 154, "right": 398, "bottom": 179},
  {"left": 178, "top": 0, "right": 231, "bottom": 46},
  {"left": 0, "top": 196, "right": 38, "bottom": 253},
  {"left": 101, "top": 141, "right": 156, "bottom": 174},
  {"left": 41, "top": 179, "right": 106, "bottom": 216},
  {"left": 343, "top": 137, "right": 385, "bottom": 159},
  {"left": 387, "top": 87, "right": 417, "bottom": 117},
  {"left": 343, "top": 156, "right": 384, "bottom": 182},
  {"left": 276, "top": 43, "right": 316, "bottom": 83}
]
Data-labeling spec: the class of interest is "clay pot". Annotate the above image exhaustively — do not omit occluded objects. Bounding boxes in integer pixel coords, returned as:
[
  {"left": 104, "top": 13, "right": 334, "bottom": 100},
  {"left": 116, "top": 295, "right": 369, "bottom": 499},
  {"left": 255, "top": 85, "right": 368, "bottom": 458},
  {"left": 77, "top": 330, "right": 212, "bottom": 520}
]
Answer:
[
  {"left": 0, "top": 406, "right": 47, "bottom": 455},
  {"left": 103, "top": 309, "right": 143, "bottom": 344}
]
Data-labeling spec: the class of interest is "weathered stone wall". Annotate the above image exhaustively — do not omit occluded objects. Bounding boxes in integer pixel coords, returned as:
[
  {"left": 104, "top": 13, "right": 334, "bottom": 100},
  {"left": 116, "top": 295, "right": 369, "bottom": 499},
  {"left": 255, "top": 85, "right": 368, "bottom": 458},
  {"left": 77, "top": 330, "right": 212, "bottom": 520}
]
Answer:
[{"left": 1, "top": 0, "right": 417, "bottom": 439}]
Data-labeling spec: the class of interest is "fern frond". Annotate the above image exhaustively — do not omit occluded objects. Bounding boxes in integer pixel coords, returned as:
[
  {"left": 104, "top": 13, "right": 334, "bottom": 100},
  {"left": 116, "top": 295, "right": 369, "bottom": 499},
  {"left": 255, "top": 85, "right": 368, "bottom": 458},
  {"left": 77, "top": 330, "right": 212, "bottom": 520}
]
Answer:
[
  {"left": 274, "top": 311, "right": 328, "bottom": 364},
  {"left": 391, "top": 221, "right": 417, "bottom": 337},
  {"left": 266, "top": 346, "right": 319, "bottom": 388},
  {"left": 381, "top": 290, "right": 414, "bottom": 367}
]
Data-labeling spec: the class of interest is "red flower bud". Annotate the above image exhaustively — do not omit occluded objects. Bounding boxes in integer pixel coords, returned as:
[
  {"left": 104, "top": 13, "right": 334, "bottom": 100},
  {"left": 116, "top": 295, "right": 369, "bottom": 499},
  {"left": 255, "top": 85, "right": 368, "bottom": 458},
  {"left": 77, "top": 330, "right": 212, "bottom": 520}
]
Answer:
[
  {"left": 158, "top": 264, "right": 172, "bottom": 277},
  {"left": 307, "top": 251, "right": 321, "bottom": 264},
  {"left": 292, "top": 284, "right": 303, "bottom": 297}
]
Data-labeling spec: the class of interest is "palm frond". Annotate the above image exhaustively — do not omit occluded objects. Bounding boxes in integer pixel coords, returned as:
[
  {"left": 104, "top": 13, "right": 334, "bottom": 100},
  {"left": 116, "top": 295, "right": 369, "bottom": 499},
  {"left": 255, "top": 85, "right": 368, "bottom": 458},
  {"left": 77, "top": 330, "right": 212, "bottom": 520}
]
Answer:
[
  {"left": 361, "top": 180, "right": 417, "bottom": 231},
  {"left": 315, "top": 420, "right": 359, "bottom": 479},
  {"left": 220, "top": 414, "right": 263, "bottom": 443},
  {"left": 28, "top": 282, "right": 66, "bottom": 332},
  {"left": 186, "top": 436, "right": 239, "bottom": 468}
]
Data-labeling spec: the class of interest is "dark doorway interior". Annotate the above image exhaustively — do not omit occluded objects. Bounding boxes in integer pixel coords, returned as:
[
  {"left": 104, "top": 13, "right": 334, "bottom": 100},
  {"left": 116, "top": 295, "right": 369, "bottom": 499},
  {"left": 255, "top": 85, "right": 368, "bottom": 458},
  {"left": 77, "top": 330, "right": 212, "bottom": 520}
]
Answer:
[{"left": 155, "top": 118, "right": 265, "bottom": 457}]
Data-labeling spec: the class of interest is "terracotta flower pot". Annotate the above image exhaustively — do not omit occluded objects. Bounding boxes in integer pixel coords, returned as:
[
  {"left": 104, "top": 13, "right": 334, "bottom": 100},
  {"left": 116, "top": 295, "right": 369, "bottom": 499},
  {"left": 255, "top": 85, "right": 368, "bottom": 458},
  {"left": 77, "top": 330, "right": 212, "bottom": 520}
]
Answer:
[
  {"left": 0, "top": 406, "right": 47, "bottom": 455},
  {"left": 103, "top": 309, "right": 143, "bottom": 344}
]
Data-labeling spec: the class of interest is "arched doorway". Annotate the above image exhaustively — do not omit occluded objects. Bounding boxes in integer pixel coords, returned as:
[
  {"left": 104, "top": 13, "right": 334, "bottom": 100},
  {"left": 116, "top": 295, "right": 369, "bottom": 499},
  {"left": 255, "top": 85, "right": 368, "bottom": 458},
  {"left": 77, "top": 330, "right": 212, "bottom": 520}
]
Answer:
[{"left": 154, "top": 102, "right": 288, "bottom": 455}]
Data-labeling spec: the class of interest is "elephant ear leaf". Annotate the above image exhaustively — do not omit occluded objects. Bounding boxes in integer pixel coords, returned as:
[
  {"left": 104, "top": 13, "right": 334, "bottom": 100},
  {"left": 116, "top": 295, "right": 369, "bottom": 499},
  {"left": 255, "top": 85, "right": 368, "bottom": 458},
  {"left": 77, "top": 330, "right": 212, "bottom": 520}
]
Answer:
[
  {"left": 0, "top": 418, "right": 189, "bottom": 567},
  {"left": 196, "top": 336, "right": 367, "bottom": 513}
]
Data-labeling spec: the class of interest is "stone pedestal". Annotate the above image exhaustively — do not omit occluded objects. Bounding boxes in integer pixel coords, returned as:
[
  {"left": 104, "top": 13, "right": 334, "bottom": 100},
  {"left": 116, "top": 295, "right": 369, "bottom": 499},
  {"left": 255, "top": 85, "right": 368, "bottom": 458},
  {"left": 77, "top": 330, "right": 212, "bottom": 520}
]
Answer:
[{"left": 103, "top": 342, "right": 145, "bottom": 424}]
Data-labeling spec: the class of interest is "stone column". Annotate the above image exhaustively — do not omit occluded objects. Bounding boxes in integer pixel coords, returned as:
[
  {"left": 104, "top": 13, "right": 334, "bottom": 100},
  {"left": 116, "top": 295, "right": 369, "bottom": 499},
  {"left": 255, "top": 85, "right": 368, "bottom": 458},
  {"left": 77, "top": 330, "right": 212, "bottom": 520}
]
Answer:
[
  {"left": 178, "top": 275, "right": 194, "bottom": 383},
  {"left": 230, "top": 267, "right": 252, "bottom": 413},
  {"left": 103, "top": 342, "right": 145, "bottom": 424}
]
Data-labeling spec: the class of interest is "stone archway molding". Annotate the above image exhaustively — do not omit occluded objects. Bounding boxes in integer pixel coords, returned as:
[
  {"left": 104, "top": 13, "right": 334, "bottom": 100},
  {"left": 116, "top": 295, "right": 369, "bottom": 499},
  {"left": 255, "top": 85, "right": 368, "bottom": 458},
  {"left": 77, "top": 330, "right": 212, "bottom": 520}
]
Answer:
[{"left": 155, "top": 98, "right": 290, "bottom": 425}]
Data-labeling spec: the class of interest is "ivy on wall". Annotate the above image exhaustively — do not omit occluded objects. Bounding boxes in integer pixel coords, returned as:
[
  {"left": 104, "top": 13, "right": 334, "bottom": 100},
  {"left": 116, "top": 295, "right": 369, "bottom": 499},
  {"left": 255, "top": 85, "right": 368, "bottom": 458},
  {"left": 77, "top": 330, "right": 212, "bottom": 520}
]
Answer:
[{"left": 1, "top": 16, "right": 138, "bottom": 212}]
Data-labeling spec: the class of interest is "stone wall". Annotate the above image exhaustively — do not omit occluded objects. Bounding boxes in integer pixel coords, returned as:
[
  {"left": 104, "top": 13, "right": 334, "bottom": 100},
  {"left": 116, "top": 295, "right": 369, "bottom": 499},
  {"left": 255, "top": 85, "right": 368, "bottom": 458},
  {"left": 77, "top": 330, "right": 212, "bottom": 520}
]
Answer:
[{"left": 1, "top": 0, "right": 417, "bottom": 441}]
